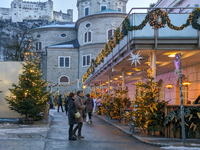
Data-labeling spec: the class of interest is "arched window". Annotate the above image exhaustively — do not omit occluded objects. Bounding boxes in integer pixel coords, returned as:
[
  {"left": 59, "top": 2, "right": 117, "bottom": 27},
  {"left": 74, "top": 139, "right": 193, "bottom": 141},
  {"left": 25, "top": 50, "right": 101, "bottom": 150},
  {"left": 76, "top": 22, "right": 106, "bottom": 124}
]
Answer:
[
  {"left": 59, "top": 75, "right": 70, "bottom": 84},
  {"left": 84, "top": 31, "right": 91, "bottom": 43},
  {"left": 36, "top": 42, "right": 42, "bottom": 50}
]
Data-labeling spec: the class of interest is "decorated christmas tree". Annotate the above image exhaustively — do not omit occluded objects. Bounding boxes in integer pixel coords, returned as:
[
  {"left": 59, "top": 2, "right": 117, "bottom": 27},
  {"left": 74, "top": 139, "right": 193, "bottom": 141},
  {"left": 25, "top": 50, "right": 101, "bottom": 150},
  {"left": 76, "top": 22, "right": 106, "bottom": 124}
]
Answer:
[
  {"left": 133, "top": 69, "right": 167, "bottom": 132},
  {"left": 6, "top": 52, "right": 50, "bottom": 118}
]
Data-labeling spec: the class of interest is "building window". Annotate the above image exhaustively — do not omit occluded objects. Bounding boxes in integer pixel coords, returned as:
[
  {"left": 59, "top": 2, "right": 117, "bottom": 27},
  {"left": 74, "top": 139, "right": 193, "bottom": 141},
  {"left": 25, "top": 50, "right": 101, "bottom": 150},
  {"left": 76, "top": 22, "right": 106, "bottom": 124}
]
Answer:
[
  {"left": 59, "top": 56, "right": 70, "bottom": 68},
  {"left": 29, "top": 15, "right": 31, "bottom": 17},
  {"left": 118, "top": 8, "right": 122, "bottom": 12},
  {"left": 101, "top": 6, "right": 107, "bottom": 11},
  {"left": 82, "top": 54, "right": 91, "bottom": 67},
  {"left": 84, "top": 31, "right": 91, "bottom": 43},
  {"left": 85, "top": 7, "right": 89, "bottom": 16},
  {"left": 108, "top": 29, "right": 115, "bottom": 40},
  {"left": 59, "top": 76, "right": 70, "bottom": 84},
  {"left": 86, "top": 23, "right": 91, "bottom": 28},
  {"left": 60, "top": 33, "right": 67, "bottom": 38},
  {"left": 37, "top": 34, "right": 41, "bottom": 39},
  {"left": 36, "top": 42, "right": 42, "bottom": 50}
]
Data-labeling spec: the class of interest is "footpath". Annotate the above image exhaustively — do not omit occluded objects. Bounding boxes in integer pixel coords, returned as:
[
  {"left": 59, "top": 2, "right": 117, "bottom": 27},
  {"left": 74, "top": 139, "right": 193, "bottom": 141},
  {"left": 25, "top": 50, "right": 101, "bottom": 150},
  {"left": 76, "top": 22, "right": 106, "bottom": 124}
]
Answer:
[{"left": 95, "top": 114, "right": 200, "bottom": 148}]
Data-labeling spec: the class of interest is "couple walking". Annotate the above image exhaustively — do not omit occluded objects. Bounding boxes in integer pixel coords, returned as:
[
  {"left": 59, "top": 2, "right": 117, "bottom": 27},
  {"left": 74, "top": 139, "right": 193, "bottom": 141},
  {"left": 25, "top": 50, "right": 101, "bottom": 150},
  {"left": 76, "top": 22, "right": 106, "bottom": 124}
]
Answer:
[{"left": 67, "top": 91, "right": 93, "bottom": 140}]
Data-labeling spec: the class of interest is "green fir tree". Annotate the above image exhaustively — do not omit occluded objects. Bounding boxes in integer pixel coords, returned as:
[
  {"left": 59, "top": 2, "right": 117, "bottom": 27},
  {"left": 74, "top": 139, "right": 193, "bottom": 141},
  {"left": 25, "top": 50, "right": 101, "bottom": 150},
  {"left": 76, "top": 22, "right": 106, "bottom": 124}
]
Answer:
[
  {"left": 133, "top": 69, "right": 167, "bottom": 132},
  {"left": 6, "top": 52, "right": 50, "bottom": 118}
]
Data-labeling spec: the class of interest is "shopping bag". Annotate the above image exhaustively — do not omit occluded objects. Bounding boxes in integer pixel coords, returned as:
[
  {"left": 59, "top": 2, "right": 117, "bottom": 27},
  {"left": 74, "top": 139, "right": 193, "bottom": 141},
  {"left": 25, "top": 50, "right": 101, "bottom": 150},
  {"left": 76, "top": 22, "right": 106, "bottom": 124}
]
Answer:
[{"left": 86, "top": 113, "right": 89, "bottom": 123}]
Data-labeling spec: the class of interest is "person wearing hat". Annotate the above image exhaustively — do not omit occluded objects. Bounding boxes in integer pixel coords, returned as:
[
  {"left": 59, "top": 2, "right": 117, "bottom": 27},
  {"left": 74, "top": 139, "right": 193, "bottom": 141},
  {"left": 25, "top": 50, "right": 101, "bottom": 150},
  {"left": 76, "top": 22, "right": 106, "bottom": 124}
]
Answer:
[{"left": 57, "top": 94, "right": 64, "bottom": 112}]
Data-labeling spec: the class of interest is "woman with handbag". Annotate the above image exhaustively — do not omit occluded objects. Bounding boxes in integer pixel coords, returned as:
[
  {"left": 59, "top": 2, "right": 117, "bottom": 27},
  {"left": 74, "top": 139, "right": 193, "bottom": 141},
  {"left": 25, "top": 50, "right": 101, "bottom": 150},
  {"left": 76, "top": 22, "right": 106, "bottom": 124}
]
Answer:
[
  {"left": 73, "top": 91, "right": 86, "bottom": 138},
  {"left": 68, "top": 92, "right": 78, "bottom": 140}
]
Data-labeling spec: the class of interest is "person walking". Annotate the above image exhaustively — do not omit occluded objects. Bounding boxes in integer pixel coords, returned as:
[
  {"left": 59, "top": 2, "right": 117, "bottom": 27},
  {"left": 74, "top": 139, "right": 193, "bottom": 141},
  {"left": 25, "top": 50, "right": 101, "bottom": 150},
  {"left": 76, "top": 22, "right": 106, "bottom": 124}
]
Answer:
[
  {"left": 84, "top": 94, "right": 93, "bottom": 123},
  {"left": 68, "top": 92, "right": 77, "bottom": 140},
  {"left": 96, "top": 96, "right": 102, "bottom": 115},
  {"left": 65, "top": 95, "right": 70, "bottom": 115},
  {"left": 57, "top": 94, "right": 64, "bottom": 112},
  {"left": 73, "top": 91, "right": 85, "bottom": 138}
]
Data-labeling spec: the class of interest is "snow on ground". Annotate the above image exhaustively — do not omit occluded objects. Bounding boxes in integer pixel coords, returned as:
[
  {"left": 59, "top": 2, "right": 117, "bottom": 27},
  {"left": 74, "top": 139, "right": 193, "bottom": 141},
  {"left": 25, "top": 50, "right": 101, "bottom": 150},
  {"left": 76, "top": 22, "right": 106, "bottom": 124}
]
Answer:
[
  {"left": 49, "top": 108, "right": 57, "bottom": 117},
  {"left": 191, "top": 144, "right": 200, "bottom": 147},
  {"left": 0, "top": 127, "right": 48, "bottom": 136},
  {"left": 160, "top": 146, "right": 200, "bottom": 150}
]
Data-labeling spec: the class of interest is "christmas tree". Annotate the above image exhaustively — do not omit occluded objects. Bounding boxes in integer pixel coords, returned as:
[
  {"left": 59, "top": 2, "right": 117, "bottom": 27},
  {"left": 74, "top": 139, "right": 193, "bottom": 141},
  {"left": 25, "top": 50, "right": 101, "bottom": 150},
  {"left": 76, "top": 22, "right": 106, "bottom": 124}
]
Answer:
[
  {"left": 6, "top": 52, "right": 50, "bottom": 118},
  {"left": 133, "top": 69, "right": 167, "bottom": 132}
]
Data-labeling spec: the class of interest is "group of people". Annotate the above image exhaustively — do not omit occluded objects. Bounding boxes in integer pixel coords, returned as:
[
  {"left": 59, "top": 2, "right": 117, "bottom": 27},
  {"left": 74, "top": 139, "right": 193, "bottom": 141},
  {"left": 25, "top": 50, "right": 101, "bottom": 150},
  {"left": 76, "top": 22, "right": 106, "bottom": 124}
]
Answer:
[{"left": 57, "top": 91, "right": 95, "bottom": 140}]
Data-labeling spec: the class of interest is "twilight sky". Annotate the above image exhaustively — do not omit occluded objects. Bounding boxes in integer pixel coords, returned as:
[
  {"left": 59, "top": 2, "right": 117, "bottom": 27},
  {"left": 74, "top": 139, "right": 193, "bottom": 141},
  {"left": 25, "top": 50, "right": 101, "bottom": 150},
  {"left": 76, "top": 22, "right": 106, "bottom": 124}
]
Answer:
[{"left": 0, "top": 0, "right": 158, "bottom": 21}]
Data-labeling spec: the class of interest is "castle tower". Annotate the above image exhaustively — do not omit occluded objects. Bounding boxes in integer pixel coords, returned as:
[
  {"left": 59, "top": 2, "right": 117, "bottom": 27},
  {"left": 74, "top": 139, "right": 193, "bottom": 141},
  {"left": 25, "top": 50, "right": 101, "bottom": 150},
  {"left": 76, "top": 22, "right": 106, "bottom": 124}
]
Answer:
[
  {"left": 76, "top": 0, "right": 128, "bottom": 90},
  {"left": 46, "top": 0, "right": 53, "bottom": 21},
  {"left": 11, "top": 0, "right": 23, "bottom": 22}
]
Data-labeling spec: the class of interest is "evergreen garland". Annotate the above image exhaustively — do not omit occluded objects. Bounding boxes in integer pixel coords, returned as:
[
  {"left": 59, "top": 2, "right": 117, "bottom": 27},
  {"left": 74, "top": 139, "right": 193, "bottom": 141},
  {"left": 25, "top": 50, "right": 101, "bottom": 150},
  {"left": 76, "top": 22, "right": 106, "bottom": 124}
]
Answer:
[{"left": 82, "top": 8, "right": 200, "bottom": 84}]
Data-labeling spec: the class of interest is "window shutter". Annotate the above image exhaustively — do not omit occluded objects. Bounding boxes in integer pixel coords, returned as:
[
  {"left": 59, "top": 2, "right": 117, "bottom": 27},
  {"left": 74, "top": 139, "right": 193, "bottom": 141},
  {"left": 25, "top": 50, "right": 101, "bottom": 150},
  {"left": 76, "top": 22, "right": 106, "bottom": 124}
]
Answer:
[
  {"left": 85, "top": 32, "right": 87, "bottom": 43},
  {"left": 65, "top": 57, "right": 69, "bottom": 67},
  {"left": 83, "top": 56, "right": 86, "bottom": 66},
  {"left": 60, "top": 57, "right": 64, "bottom": 67},
  {"left": 88, "top": 32, "right": 91, "bottom": 42},
  {"left": 87, "top": 55, "right": 90, "bottom": 65}
]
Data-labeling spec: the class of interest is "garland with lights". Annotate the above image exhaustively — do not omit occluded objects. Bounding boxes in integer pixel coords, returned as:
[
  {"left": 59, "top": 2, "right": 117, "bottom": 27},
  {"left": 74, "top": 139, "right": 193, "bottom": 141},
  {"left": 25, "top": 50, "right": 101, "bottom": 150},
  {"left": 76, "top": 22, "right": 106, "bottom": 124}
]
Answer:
[
  {"left": 49, "top": 79, "right": 78, "bottom": 88},
  {"left": 82, "top": 8, "right": 200, "bottom": 84}
]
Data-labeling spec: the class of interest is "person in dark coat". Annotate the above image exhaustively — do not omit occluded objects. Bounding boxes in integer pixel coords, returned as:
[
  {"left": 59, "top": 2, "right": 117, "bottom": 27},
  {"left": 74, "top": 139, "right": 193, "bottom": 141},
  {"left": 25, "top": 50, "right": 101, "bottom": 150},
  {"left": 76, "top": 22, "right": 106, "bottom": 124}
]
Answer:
[
  {"left": 84, "top": 94, "right": 94, "bottom": 123},
  {"left": 73, "top": 91, "right": 86, "bottom": 138},
  {"left": 68, "top": 92, "right": 77, "bottom": 140},
  {"left": 65, "top": 96, "right": 70, "bottom": 115},
  {"left": 57, "top": 94, "right": 64, "bottom": 112}
]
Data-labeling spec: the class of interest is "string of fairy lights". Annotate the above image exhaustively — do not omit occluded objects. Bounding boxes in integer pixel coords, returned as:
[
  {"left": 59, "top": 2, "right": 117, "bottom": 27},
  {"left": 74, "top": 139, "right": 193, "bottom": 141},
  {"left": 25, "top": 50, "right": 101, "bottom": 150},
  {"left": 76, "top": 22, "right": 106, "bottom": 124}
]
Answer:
[{"left": 48, "top": 79, "right": 78, "bottom": 89}]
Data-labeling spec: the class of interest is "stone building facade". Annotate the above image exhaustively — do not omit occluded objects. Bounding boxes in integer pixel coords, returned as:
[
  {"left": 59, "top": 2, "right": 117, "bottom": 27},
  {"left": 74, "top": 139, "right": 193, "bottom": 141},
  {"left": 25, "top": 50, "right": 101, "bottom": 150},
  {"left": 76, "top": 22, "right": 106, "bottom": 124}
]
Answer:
[
  {"left": 28, "top": 0, "right": 128, "bottom": 94},
  {"left": 0, "top": 0, "right": 73, "bottom": 22},
  {"left": 155, "top": 0, "right": 200, "bottom": 13}
]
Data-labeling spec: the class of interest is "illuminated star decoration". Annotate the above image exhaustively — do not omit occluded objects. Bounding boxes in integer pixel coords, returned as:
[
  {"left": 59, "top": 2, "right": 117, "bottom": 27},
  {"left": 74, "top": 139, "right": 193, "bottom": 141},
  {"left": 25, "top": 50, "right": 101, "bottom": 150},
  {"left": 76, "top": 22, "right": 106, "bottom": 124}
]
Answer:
[{"left": 127, "top": 51, "right": 143, "bottom": 68}]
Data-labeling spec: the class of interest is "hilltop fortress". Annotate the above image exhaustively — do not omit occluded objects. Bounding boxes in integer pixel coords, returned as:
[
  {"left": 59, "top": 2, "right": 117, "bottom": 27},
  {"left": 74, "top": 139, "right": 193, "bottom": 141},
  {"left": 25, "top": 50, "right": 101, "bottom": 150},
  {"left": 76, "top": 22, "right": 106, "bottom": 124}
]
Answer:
[{"left": 0, "top": 0, "right": 73, "bottom": 22}]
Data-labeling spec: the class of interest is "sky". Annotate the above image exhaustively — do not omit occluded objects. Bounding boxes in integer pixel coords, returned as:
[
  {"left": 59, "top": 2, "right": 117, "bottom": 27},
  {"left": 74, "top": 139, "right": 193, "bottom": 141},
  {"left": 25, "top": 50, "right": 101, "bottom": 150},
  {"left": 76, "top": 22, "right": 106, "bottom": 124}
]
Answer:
[{"left": 0, "top": 0, "right": 158, "bottom": 21}]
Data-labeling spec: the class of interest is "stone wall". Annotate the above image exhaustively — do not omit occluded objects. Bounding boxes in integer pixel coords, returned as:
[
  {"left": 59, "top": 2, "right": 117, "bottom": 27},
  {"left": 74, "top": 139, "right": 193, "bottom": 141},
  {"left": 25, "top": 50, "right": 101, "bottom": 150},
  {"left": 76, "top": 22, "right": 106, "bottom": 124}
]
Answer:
[{"left": 47, "top": 47, "right": 79, "bottom": 94}]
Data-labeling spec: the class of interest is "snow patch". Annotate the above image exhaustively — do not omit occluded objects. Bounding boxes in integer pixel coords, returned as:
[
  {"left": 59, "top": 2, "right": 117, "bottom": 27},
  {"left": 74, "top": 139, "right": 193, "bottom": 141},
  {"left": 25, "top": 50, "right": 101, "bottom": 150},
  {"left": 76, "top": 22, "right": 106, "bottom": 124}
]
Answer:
[
  {"left": 49, "top": 109, "right": 57, "bottom": 117},
  {"left": 49, "top": 44, "right": 74, "bottom": 48},
  {"left": 38, "top": 24, "right": 75, "bottom": 29},
  {"left": 160, "top": 146, "right": 200, "bottom": 150},
  {"left": 0, "top": 127, "right": 48, "bottom": 135},
  {"left": 191, "top": 144, "right": 200, "bottom": 147}
]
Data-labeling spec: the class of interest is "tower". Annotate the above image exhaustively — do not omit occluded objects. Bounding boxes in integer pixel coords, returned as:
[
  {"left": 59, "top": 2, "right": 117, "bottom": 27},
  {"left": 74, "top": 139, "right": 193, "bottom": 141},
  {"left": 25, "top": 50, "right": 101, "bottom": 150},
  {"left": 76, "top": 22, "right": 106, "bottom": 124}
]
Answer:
[
  {"left": 11, "top": 0, "right": 23, "bottom": 22},
  {"left": 76, "top": 0, "right": 128, "bottom": 19},
  {"left": 76, "top": 0, "right": 128, "bottom": 91}
]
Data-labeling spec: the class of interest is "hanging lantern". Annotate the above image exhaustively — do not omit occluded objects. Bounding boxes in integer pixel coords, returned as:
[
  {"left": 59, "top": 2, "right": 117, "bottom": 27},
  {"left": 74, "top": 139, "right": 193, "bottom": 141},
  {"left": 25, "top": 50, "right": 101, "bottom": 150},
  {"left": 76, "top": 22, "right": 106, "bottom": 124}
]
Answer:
[
  {"left": 165, "top": 84, "right": 174, "bottom": 89},
  {"left": 182, "top": 81, "right": 191, "bottom": 87},
  {"left": 83, "top": 85, "right": 87, "bottom": 89}
]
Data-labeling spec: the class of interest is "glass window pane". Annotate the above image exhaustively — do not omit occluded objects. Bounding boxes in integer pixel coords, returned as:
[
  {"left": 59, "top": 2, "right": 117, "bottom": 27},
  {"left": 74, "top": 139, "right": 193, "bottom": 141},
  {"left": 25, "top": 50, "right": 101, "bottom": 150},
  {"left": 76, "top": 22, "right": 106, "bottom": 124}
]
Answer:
[
  {"left": 101, "top": 6, "right": 106, "bottom": 11},
  {"left": 65, "top": 57, "right": 69, "bottom": 67},
  {"left": 85, "top": 8, "right": 89, "bottom": 16},
  {"left": 39, "top": 42, "right": 42, "bottom": 50},
  {"left": 36, "top": 42, "right": 38, "bottom": 50},
  {"left": 83, "top": 56, "right": 86, "bottom": 66},
  {"left": 85, "top": 32, "right": 87, "bottom": 43},
  {"left": 88, "top": 32, "right": 91, "bottom": 42},
  {"left": 60, "top": 57, "right": 64, "bottom": 67},
  {"left": 108, "top": 30, "right": 112, "bottom": 40},
  {"left": 87, "top": 55, "right": 90, "bottom": 65}
]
